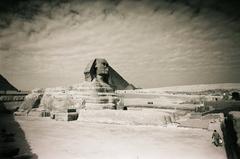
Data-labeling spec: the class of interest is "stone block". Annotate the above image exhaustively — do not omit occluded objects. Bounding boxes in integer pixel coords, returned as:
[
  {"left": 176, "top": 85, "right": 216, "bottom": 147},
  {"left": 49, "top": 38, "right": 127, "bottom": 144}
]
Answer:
[
  {"left": 41, "top": 111, "right": 50, "bottom": 117},
  {"left": 54, "top": 112, "right": 79, "bottom": 121}
]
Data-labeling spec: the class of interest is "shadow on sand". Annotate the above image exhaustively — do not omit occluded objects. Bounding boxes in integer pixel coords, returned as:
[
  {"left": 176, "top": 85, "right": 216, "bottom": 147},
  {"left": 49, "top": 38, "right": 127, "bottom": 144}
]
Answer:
[{"left": 0, "top": 102, "right": 38, "bottom": 159}]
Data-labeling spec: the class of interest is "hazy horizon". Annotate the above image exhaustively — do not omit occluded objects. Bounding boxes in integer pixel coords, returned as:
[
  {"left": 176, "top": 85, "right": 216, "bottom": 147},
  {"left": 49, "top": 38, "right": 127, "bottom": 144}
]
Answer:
[{"left": 0, "top": 0, "right": 240, "bottom": 90}]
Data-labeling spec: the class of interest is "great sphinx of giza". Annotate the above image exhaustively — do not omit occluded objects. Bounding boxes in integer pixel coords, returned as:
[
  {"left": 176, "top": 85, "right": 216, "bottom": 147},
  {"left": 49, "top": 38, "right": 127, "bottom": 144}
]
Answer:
[
  {"left": 17, "top": 58, "right": 135, "bottom": 117},
  {"left": 77, "top": 58, "right": 135, "bottom": 109},
  {"left": 39, "top": 58, "right": 135, "bottom": 111},
  {"left": 84, "top": 58, "right": 135, "bottom": 90}
]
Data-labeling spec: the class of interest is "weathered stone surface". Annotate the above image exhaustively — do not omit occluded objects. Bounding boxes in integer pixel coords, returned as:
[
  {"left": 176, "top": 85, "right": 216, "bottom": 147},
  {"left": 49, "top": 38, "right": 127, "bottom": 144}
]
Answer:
[
  {"left": 39, "top": 86, "right": 84, "bottom": 112},
  {"left": 72, "top": 80, "right": 117, "bottom": 109},
  {"left": 16, "top": 88, "right": 44, "bottom": 114},
  {"left": 38, "top": 80, "right": 118, "bottom": 111}
]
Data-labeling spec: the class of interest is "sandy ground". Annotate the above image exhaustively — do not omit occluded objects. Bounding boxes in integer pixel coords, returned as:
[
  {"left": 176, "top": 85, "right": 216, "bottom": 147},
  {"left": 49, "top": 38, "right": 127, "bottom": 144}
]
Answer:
[{"left": 15, "top": 115, "right": 227, "bottom": 159}]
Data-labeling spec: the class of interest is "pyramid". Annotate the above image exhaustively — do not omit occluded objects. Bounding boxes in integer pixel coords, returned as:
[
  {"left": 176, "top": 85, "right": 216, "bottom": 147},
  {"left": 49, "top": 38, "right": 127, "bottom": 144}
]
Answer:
[{"left": 0, "top": 74, "right": 17, "bottom": 91}]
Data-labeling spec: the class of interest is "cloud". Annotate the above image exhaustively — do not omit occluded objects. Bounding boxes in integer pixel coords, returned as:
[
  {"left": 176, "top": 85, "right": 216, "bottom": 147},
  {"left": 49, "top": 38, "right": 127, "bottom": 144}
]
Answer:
[{"left": 0, "top": 0, "right": 240, "bottom": 90}]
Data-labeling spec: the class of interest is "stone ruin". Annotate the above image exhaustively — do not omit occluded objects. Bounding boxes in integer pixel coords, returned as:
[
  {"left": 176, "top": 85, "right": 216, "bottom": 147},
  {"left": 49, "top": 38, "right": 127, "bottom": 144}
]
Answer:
[{"left": 16, "top": 58, "right": 135, "bottom": 120}]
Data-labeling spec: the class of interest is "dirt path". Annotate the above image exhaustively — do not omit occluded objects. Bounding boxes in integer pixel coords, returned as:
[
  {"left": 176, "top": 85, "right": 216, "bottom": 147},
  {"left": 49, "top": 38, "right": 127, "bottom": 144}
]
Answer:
[{"left": 16, "top": 116, "right": 226, "bottom": 159}]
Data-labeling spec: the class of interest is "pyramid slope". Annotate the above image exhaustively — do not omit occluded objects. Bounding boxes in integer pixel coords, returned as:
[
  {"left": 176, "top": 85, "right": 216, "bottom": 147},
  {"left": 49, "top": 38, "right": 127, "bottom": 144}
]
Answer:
[
  {"left": 108, "top": 66, "right": 132, "bottom": 90},
  {"left": 0, "top": 74, "right": 18, "bottom": 91}
]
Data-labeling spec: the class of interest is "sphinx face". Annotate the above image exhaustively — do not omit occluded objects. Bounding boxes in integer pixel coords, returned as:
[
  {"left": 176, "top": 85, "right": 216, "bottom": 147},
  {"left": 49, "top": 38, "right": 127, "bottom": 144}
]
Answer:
[
  {"left": 95, "top": 59, "right": 109, "bottom": 75},
  {"left": 94, "top": 59, "right": 109, "bottom": 83}
]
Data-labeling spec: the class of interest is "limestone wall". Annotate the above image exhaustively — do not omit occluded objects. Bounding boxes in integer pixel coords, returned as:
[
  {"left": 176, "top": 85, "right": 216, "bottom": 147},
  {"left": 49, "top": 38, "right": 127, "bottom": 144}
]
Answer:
[
  {"left": 18, "top": 88, "right": 44, "bottom": 112},
  {"left": 17, "top": 80, "right": 119, "bottom": 114},
  {"left": 39, "top": 81, "right": 118, "bottom": 112}
]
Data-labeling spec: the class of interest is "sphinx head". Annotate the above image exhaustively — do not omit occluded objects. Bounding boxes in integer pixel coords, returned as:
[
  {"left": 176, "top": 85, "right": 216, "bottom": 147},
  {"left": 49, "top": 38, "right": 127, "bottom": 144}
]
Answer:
[
  {"left": 84, "top": 58, "right": 135, "bottom": 90},
  {"left": 95, "top": 59, "right": 109, "bottom": 75},
  {"left": 95, "top": 59, "right": 109, "bottom": 83},
  {"left": 84, "top": 58, "right": 109, "bottom": 83}
]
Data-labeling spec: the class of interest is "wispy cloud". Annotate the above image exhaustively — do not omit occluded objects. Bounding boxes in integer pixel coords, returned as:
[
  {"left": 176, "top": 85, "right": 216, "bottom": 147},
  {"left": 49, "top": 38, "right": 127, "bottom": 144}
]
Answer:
[{"left": 0, "top": 0, "right": 240, "bottom": 90}]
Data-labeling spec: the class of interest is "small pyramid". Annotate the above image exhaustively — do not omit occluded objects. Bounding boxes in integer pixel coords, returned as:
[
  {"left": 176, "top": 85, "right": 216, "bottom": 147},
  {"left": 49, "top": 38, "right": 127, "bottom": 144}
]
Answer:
[{"left": 0, "top": 74, "right": 18, "bottom": 91}]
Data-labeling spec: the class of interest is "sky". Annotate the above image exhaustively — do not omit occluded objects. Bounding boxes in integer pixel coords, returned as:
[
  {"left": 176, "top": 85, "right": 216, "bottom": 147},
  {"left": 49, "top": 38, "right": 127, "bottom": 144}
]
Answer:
[{"left": 0, "top": 0, "right": 240, "bottom": 90}]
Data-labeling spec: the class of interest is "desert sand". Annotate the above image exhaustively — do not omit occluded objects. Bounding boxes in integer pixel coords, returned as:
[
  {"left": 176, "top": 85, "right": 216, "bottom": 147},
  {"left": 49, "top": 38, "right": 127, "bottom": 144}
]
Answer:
[{"left": 13, "top": 110, "right": 226, "bottom": 159}]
